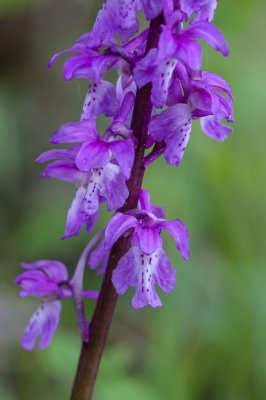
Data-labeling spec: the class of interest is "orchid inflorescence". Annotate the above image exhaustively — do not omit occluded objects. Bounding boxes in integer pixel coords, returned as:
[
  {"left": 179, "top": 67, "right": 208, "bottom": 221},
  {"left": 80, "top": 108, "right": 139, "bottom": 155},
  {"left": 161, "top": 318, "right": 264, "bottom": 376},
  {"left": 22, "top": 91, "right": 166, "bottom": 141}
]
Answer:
[{"left": 15, "top": 0, "right": 234, "bottom": 351}]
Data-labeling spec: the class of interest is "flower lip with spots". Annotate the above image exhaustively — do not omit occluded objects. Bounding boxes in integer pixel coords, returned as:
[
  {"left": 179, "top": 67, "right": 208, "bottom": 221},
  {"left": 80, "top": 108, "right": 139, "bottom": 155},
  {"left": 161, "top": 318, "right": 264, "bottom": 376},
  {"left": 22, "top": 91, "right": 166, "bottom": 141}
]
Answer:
[
  {"left": 105, "top": 189, "right": 190, "bottom": 309},
  {"left": 14, "top": 260, "right": 98, "bottom": 350}
]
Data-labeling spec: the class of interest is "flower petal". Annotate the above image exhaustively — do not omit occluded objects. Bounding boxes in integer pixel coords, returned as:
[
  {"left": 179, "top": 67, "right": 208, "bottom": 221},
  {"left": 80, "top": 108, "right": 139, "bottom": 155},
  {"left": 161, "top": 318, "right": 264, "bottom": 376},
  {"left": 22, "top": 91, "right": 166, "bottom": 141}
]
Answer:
[
  {"left": 88, "top": 0, "right": 138, "bottom": 46},
  {"left": 40, "top": 161, "right": 84, "bottom": 183},
  {"left": 149, "top": 103, "right": 191, "bottom": 142},
  {"left": 202, "top": 71, "right": 235, "bottom": 101},
  {"left": 157, "top": 25, "right": 177, "bottom": 62},
  {"left": 154, "top": 248, "right": 176, "bottom": 294},
  {"left": 50, "top": 121, "right": 98, "bottom": 144},
  {"left": 104, "top": 212, "right": 137, "bottom": 250},
  {"left": 36, "top": 147, "right": 79, "bottom": 163},
  {"left": 63, "top": 186, "right": 99, "bottom": 239},
  {"left": 163, "top": 130, "right": 192, "bottom": 166},
  {"left": 133, "top": 49, "right": 157, "bottom": 89},
  {"left": 139, "top": 188, "right": 152, "bottom": 212},
  {"left": 151, "top": 204, "right": 165, "bottom": 219},
  {"left": 157, "top": 220, "right": 190, "bottom": 261},
  {"left": 85, "top": 209, "right": 100, "bottom": 236},
  {"left": 101, "top": 163, "right": 129, "bottom": 212},
  {"left": 19, "top": 282, "right": 59, "bottom": 299},
  {"left": 112, "top": 247, "right": 163, "bottom": 309},
  {"left": 87, "top": 0, "right": 162, "bottom": 47},
  {"left": 180, "top": 0, "right": 218, "bottom": 23},
  {"left": 20, "top": 260, "right": 68, "bottom": 283},
  {"left": 81, "top": 80, "right": 119, "bottom": 122},
  {"left": 141, "top": 0, "right": 163, "bottom": 20},
  {"left": 109, "top": 139, "right": 134, "bottom": 179},
  {"left": 63, "top": 53, "right": 118, "bottom": 83},
  {"left": 21, "top": 301, "right": 61, "bottom": 350},
  {"left": 149, "top": 104, "right": 192, "bottom": 166},
  {"left": 132, "top": 226, "right": 162, "bottom": 254},
  {"left": 190, "top": 85, "right": 213, "bottom": 114},
  {"left": 47, "top": 43, "right": 87, "bottom": 69},
  {"left": 112, "top": 247, "right": 138, "bottom": 295},
  {"left": 200, "top": 115, "right": 233, "bottom": 141},
  {"left": 151, "top": 57, "right": 177, "bottom": 108},
  {"left": 14, "top": 270, "right": 49, "bottom": 289},
  {"left": 76, "top": 140, "right": 111, "bottom": 171},
  {"left": 184, "top": 21, "right": 229, "bottom": 57},
  {"left": 89, "top": 240, "right": 109, "bottom": 274},
  {"left": 177, "top": 37, "right": 202, "bottom": 71}
]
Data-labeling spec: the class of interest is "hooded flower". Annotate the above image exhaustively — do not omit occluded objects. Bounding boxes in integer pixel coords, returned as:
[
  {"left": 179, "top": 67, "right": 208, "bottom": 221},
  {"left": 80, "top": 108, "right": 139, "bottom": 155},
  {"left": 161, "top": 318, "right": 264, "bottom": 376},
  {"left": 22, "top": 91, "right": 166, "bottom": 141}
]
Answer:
[
  {"left": 14, "top": 260, "right": 98, "bottom": 350},
  {"left": 50, "top": 91, "right": 135, "bottom": 180},
  {"left": 104, "top": 189, "right": 189, "bottom": 308},
  {"left": 148, "top": 68, "right": 234, "bottom": 166},
  {"left": 47, "top": 29, "right": 148, "bottom": 84},
  {"left": 37, "top": 146, "right": 129, "bottom": 239},
  {"left": 134, "top": 15, "right": 229, "bottom": 108}
]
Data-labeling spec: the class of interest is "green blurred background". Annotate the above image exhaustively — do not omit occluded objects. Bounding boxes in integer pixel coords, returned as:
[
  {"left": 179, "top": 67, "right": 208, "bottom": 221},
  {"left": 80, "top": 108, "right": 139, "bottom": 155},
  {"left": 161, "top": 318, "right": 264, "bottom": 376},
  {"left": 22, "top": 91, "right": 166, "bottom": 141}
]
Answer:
[{"left": 1, "top": 0, "right": 266, "bottom": 399}]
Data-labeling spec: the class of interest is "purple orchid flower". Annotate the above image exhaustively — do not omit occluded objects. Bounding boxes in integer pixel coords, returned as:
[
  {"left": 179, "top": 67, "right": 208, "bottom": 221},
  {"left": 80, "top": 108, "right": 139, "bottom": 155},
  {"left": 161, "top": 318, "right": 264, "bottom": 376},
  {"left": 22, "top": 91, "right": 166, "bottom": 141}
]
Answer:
[
  {"left": 88, "top": 189, "right": 165, "bottom": 276},
  {"left": 148, "top": 69, "right": 234, "bottom": 166},
  {"left": 104, "top": 189, "right": 189, "bottom": 308},
  {"left": 14, "top": 260, "right": 98, "bottom": 350},
  {"left": 134, "top": 14, "right": 229, "bottom": 108},
  {"left": 190, "top": 71, "right": 235, "bottom": 121},
  {"left": 37, "top": 146, "right": 129, "bottom": 239},
  {"left": 50, "top": 91, "right": 135, "bottom": 180}
]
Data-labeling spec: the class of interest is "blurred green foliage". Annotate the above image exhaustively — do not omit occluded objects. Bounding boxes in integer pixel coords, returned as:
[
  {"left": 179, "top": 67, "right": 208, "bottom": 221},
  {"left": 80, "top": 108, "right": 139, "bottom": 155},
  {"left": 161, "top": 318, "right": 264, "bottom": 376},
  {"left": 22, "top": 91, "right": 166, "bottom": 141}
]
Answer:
[
  {"left": 0, "top": 0, "right": 43, "bottom": 14},
  {"left": 0, "top": 0, "right": 266, "bottom": 399}
]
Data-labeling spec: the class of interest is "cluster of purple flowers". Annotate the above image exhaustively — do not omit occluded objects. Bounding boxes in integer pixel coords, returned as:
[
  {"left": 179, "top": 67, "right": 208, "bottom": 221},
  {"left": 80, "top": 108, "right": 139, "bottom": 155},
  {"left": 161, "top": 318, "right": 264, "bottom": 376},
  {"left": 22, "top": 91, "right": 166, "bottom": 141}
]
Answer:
[{"left": 15, "top": 0, "right": 234, "bottom": 350}]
